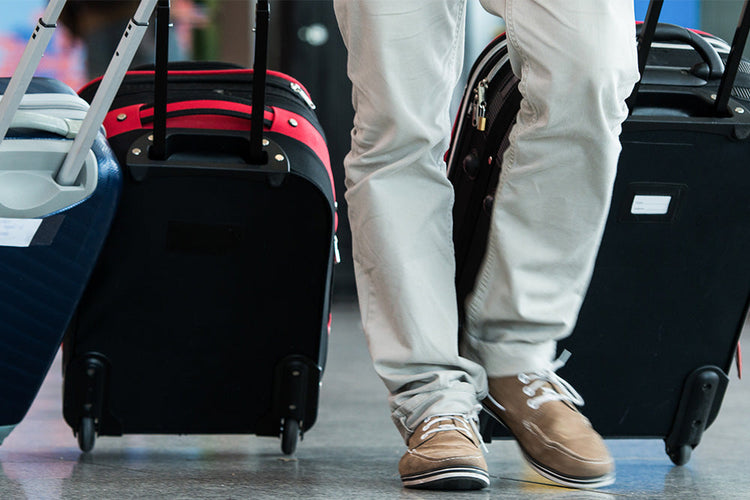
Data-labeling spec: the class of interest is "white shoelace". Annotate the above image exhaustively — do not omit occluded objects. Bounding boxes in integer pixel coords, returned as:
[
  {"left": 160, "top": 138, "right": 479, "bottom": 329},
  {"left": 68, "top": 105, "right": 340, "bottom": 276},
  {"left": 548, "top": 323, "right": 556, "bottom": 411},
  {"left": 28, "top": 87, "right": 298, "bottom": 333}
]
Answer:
[
  {"left": 419, "top": 408, "right": 488, "bottom": 453},
  {"left": 516, "top": 350, "right": 585, "bottom": 410}
]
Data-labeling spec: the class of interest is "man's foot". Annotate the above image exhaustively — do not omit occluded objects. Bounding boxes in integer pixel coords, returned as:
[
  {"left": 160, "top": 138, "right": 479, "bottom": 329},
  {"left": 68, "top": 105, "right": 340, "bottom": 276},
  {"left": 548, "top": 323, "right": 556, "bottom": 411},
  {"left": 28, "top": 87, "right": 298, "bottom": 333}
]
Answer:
[
  {"left": 399, "top": 414, "right": 490, "bottom": 490},
  {"left": 482, "top": 356, "right": 614, "bottom": 489}
]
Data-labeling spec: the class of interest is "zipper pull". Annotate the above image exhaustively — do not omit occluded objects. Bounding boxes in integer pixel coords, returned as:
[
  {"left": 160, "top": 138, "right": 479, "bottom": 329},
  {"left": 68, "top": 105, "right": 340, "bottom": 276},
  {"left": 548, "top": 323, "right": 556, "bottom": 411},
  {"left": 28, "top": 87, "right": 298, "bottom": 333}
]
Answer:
[
  {"left": 333, "top": 234, "right": 341, "bottom": 264},
  {"left": 290, "top": 82, "right": 317, "bottom": 110},
  {"left": 472, "top": 79, "right": 488, "bottom": 132}
]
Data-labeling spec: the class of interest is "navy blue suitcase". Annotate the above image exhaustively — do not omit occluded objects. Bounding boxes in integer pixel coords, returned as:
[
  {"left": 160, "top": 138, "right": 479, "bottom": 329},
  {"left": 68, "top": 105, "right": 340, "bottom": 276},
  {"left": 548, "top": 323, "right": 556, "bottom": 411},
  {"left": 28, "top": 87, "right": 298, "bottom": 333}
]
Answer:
[
  {"left": 0, "top": 0, "right": 157, "bottom": 444},
  {"left": 0, "top": 78, "right": 121, "bottom": 444}
]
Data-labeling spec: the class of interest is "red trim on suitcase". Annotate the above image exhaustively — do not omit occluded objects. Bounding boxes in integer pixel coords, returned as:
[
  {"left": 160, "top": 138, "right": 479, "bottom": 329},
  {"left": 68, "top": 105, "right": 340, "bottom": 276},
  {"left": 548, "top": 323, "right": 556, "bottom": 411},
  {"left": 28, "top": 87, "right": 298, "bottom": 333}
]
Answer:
[
  {"left": 103, "top": 101, "right": 274, "bottom": 136},
  {"left": 103, "top": 102, "right": 327, "bottom": 169}
]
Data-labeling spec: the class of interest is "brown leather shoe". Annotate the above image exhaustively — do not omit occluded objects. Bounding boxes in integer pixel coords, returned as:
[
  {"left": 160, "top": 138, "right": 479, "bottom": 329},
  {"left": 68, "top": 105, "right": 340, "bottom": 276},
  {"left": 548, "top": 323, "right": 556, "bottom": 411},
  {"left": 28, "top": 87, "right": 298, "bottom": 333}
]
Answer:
[
  {"left": 399, "top": 415, "right": 490, "bottom": 490},
  {"left": 483, "top": 361, "right": 614, "bottom": 488}
]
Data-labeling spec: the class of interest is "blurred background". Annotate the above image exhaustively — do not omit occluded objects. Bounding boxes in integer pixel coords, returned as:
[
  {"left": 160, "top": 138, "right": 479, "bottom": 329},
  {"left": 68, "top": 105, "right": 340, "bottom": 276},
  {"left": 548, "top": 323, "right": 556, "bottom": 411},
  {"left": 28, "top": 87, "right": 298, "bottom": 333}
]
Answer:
[{"left": 1, "top": 0, "right": 748, "bottom": 299}]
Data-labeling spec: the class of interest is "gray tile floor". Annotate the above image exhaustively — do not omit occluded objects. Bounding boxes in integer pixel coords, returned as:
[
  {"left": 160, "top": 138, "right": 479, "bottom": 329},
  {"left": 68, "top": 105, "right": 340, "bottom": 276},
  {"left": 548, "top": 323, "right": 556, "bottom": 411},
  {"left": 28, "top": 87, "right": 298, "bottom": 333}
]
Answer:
[{"left": 0, "top": 298, "right": 748, "bottom": 499}]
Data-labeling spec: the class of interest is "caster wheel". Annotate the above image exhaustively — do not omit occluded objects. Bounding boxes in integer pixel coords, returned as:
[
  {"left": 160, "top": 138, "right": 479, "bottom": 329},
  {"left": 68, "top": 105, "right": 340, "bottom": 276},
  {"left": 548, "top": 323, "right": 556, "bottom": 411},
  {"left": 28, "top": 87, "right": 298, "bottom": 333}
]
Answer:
[
  {"left": 668, "top": 444, "right": 692, "bottom": 466},
  {"left": 78, "top": 416, "right": 96, "bottom": 453},
  {"left": 281, "top": 418, "right": 299, "bottom": 455}
]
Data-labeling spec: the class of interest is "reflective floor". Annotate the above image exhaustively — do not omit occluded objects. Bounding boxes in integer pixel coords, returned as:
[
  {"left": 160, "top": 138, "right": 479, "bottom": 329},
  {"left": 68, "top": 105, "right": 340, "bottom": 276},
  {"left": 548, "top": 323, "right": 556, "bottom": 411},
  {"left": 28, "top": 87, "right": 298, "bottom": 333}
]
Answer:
[{"left": 0, "top": 299, "right": 747, "bottom": 499}]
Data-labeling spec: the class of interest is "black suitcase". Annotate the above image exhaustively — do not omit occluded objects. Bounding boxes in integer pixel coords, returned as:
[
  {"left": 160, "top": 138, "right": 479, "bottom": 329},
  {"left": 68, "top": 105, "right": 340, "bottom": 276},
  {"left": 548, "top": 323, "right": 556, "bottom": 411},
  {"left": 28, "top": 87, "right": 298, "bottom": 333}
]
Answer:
[
  {"left": 61, "top": 0, "right": 336, "bottom": 455},
  {"left": 448, "top": 0, "right": 749, "bottom": 465}
]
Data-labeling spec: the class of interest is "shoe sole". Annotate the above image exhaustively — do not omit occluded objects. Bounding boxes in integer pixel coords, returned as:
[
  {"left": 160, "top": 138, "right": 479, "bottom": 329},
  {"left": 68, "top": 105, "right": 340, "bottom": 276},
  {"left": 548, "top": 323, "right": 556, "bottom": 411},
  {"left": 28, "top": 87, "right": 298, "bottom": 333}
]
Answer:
[
  {"left": 401, "top": 466, "right": 490, "bottom": 490},
  {"left": 482, "top": 399, "right": 615, "bottom": 490}
]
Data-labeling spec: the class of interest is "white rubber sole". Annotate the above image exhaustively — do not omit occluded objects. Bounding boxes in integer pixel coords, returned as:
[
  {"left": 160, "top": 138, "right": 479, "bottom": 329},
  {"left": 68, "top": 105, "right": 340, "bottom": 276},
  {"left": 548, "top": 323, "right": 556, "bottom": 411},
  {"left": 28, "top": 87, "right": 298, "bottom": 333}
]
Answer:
[{"left": 402, "top": 466, "right": 490, "bottom": 490}]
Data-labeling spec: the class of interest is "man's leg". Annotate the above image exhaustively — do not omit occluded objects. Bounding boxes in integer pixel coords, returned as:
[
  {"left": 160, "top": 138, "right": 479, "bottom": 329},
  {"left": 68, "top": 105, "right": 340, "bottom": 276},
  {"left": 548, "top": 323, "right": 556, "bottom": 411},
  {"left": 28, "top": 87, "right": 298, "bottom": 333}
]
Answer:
[
  {"left": 464, "top": 0, "right": 640, "bottom": 488},
  {"left": 333, "top": 0, "right": 489, "bottom": 490}
]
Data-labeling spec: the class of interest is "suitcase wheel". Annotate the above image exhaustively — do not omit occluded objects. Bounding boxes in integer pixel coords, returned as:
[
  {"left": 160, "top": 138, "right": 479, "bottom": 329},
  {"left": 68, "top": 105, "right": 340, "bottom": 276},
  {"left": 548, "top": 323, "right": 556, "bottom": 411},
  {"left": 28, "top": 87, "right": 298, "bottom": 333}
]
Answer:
[
  {"left": 77, "top": 416, "right": 96, "bottom": 453},
  {"left": 281, "top": 417, "right": 299, "bottom": 455},
  {"left": 667, "top": 444, "right": 692, "bottom": 466}
]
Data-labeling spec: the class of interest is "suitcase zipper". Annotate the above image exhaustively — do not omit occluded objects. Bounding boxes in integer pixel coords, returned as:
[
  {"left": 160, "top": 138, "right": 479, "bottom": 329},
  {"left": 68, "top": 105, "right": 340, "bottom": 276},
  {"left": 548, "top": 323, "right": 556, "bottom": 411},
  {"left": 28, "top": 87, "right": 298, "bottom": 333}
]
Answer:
[{"left": 289, "top": 82, "right": 316, "bottom": 110}]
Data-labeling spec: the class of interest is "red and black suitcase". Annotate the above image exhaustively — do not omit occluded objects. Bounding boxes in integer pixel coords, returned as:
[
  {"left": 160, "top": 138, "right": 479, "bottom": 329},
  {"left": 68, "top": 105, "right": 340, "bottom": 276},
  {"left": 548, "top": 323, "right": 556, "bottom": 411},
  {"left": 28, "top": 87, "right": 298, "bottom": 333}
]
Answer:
[
  {"left": 62, "top": 0, "right": 337, "bottom": 454},
  {"left": 448, "top": 0, "right": 749, "bottom": 465}
]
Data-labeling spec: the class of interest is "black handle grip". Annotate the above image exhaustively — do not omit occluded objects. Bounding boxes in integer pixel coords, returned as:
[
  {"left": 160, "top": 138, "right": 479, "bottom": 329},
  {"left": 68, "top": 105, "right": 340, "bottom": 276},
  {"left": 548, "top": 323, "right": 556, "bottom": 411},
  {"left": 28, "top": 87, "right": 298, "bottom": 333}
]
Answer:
[
  {"left": 128, "top": 130, "right": 290, "bottom": 181},
  {"left": 636, "top": 22, "right": 725, "bottom": 79}
]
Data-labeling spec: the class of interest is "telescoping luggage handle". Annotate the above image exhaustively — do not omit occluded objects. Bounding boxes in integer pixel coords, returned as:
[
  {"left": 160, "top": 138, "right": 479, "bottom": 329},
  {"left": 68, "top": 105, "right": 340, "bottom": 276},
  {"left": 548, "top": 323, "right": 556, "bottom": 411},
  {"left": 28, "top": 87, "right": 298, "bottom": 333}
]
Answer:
[
  {"left": 0, "top": 0, "right": 160, "bottom": 186},
  {"left": 148, "top": 0, "right": 276, "bottom": 168},
  {"left": 250, "top": 0, "right": 270, "bottom": 165},
  {"left": 0, "top": 0, "right": 66, "bottom": 143},
  {"left": 629, "top": 0, "right": 750, "bottom": 116},
  {"left": 715, "top": 1, "right": 750, "bottom": 114}
]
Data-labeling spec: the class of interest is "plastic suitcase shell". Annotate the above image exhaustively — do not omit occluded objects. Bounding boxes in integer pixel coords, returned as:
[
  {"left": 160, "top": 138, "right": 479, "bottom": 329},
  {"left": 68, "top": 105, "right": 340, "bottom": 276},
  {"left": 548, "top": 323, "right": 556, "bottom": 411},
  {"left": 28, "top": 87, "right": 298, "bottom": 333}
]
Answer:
[
  {"left": 0, "top": 78, "right": 121, "bottom": 443},
  {"left": 447, "top": 25, "right": 750, "bottom": 465},
  {"left": 61, "top": 63, "right": 337, "bottom": 454}
]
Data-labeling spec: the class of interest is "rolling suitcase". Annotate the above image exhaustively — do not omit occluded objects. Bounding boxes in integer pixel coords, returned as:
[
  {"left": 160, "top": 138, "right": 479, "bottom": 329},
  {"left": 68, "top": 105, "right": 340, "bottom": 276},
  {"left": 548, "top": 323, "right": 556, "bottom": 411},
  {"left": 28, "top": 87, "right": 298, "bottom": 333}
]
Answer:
[
  {"left": 62, "top": 0, "right": 337, "bottom": 455},
  {"left": 448, "top": 0, "right": 750, "bottom": 465},
  {"left": 0, "top": 0, "right": 156, "bottom": 444}
]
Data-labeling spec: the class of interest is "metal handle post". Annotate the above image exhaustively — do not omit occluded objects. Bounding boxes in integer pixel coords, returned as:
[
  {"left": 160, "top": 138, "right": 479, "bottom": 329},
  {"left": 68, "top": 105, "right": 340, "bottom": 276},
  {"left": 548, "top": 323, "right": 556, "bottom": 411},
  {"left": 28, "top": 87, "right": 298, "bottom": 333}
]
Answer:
[
  {"left": 0, "top": 0, "right": 67, "bottom": 145},
  {"left": 715, "top": 0, "right": 750, "bottom": 115},
  {"left": 56, "top": 0, "right": 159, "bottom": 185}
]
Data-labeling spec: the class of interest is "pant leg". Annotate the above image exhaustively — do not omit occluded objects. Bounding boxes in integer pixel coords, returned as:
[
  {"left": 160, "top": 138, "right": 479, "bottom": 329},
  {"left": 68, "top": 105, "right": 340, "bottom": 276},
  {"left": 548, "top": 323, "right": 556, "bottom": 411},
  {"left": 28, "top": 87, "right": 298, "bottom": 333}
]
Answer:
[
  {"left": 462, "top": 0, "right": 640, "bottom": 376},
  {"left": 333, "top": 0, "right": 487, "bottom": 441}
]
